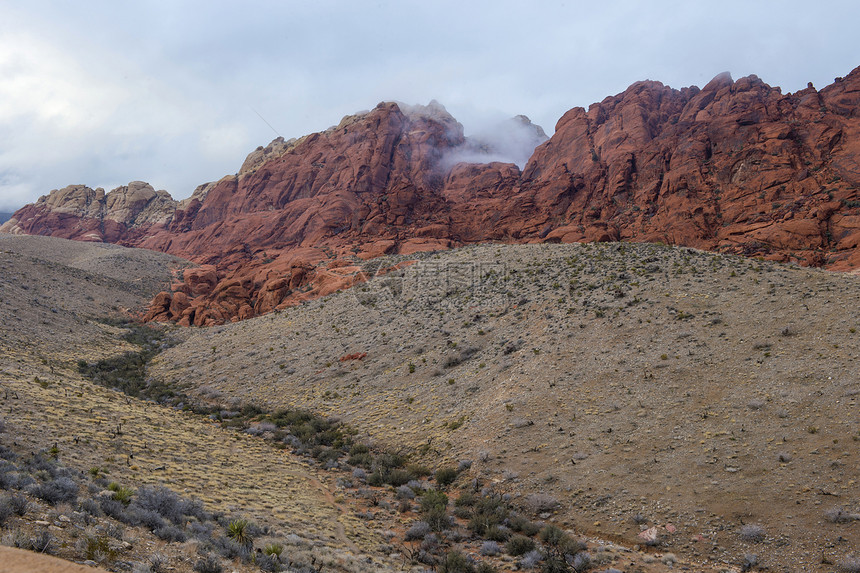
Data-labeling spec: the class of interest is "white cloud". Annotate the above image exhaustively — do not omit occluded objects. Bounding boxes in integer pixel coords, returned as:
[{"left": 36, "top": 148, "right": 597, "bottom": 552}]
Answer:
[{"left": 0, "top": 0, "right": 858, "bottom": 212}]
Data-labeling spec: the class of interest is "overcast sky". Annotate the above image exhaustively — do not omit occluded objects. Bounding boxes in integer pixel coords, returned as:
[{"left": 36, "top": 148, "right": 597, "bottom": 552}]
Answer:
[{"left": 1, "top": 1, "right": 858, "bottom": 212}]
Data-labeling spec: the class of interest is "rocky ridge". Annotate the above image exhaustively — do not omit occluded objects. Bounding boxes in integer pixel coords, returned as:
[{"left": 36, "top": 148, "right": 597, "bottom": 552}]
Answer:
[{"left": 3, "top": 69, "right": 860, "bottom": 325}]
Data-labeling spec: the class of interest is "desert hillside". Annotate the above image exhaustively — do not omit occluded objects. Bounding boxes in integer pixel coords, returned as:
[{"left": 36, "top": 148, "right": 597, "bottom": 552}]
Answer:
[
  {"left": 0, "top": 236, "right": 406, "bottom": 572},
  {"left": 151, "top": 241, "right": 860, "bottom": 572}
]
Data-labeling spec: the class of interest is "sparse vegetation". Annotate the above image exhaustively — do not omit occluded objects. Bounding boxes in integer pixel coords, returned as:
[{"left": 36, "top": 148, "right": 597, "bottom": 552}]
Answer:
[
  {"left": 738, "top": 524, "right": 766, "bottom": 543},
  {"left": 6, "top": 238, "right": 860, "bottom": 571}
]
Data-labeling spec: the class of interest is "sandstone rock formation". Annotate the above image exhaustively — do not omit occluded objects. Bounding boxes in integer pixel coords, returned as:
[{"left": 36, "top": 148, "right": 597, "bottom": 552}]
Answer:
[{"left": 3, "top": 67, "right": 859, "bottom": 325}]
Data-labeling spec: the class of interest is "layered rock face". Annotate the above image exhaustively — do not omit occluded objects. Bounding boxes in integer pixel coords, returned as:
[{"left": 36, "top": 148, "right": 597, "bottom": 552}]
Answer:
[
  {"left": 1, "top": 182, "right": 177, "bottom": 243},
  {"left": 3, "top": 69, "right": 860, "bottom": 325}
]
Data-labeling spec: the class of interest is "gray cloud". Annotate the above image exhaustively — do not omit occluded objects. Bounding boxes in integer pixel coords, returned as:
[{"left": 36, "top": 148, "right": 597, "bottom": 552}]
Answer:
[{"left": 1, "top": 0, "right": 858, "bottom": 211}]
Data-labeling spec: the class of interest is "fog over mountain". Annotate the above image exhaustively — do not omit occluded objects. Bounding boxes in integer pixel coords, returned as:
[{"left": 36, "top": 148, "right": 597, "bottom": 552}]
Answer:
[{"left": 1, "top": 0, "right": 858, "bottom": 211}]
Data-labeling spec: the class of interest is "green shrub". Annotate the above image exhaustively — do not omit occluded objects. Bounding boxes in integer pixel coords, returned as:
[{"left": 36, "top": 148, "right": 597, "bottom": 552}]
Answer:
[
  {"left": 386, "top": 468, "right": 413, "bottom": 487},
  {"left": 454, "top": 491, "right": 477, "bottom": 507},
  {"left": 420, "top": 489, "right": 450, "bottom": 531},
  {"left": 508, "top": 514, "right": 540, "bottom": 536},
  {"left": 347, "top": 452, "right": 373, "bottom": 468},
  {"left": 438, "top": 550, "right": 475, "bottom": 573},
  {"left": 83, "top": 535, "right": 117, "bottom": 562},
  {"left": 539, "top": 524, "right": 584, "bottom": 554},
  {"left": 111, "top": 485, "right": 134, "bottom": 505},
  {"left": 468, "top": 495, "right": 509, "bottom": 536},
  {"left": 406, "top": 463, "right": 431, "bottom": 478},
  {"left": 435, "top": 467, "right": 458, "bottom": 487},
  {"left": 485, "top": 525, "right": 511, "bottom": 542},
  {"left": 506, "top": 534, "right": 536, "bottom": 556},
  {"left": 226, "top": 518, "right": 252, "bottom": 547}
]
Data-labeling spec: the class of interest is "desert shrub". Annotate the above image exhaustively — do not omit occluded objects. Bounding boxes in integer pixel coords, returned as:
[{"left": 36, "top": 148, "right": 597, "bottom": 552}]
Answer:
[
  {"left": 257, "top": 552, "right": 281, "bottom": 572},
  {"left": 538, "top": 524, "right": 566, "bottom": 545},
  {"left": 406, "top": 463, "right": 432, "bottom": 478},
  {"left": 100, "top": 497, "right": 136, "bottom": 524},
  {"left": 80, "top": 497, "right": 102, "bottom": 517},
  {"left": 506, "top": 534, "right": 536, "bottom": 556},
  {"left": 486, "top": 524, "right": 511, "bottom": 542},
  {"left": 520, "top": 549, "right": 543, "bottom": 569},
  {"left": 439, "top": 550, "right": 476, "bottom": 573},
  {"left": 455, "top": 491, "right": 477, "bottom": 507},
  {"left": 6, "top": 493, "right": 28, "bottom": 516},
  {"left": 0, "top": 497, "right": 13, "bottom": 526},
  {"left": 419, "top": 489, "right": 449, "bottom": 529},
  {"left": 78, "top": 351, "right": 150, "bottom": 396},
  {"left": 244, "top": 422, "right": 277, "bottom": 436},
  {"left": 189, "top": 520, "right": 215, "bottom": 540},
  {"left": 193, "top": 554, "right": 224, "bottom": 573},
  {"left": 28, "top": 529, "right": 56, "bottom": 554},
  {"left": 148, "top": 552, "right": 169, "bottom": 573},
  {"left": 541, "top": 554, "right": 573, "bottom": 573},
  {"left": 133, "top": 485, "right": 202, "bottom": 525},
  {"left": 738, "top": 524, "right": 765, "bottom": 542},
  {"left": 349, "top": 443, "right": 370, "bottom": 456},
  {"left": 423, "top": 505, "right": 450, "bottom": 532},
  {"left": 508, "top": 514, "right": 540, "bottom": 536},
  {"left": 387, "top": 468, "right": 413, "bottom": 486},
  {"left": 421, "top": 532, "right": 440, "bottom": 552},
  {"left": 226, "top": 518, "right": 253, "bottom": 547},
  {"left": 30, "top": 476, "right": 78, "bottom": 505},
  {"left": 210, "top": 535, "right": 249, "bottom": 560},
  {"left": 405, "top": 520, "right": 432, "bottom": 541},
  {"left": 0, "top": 467, "right": 19, "bottom": 490},
  {"left": 396, "top": 484, "right": 416, "bottom": 500},
  {"left": 347, "top": 452, "right": 373, "bottom": 468},
  {"left": 571, "top": 552, "right": 591, "bottom": 571},
  {"left": 154, "top": 524, "right": 187, "bottom": 542},
  {"left": 81, "top": 535, "right": 117, "bottom": 562},
  {"left": 480, "top": 540, "right": 501, "bottom": 556},
  {"left": 25, "top": 453, "right": 60, "bottom": 476},
  {"left": 523, "top": 493, "right": 559, "bottom": 514},
  {"left": 138, "top": 508, "right": 170, "bottom": 531},
  {"left": 372, "top": 452, "right": 407, "bottom": 472},
  {"left": 467, "top": 493, "right": 509, "bottom": 536},
  {"left": 435, "top": 467, "right": 458, "bottom": 487},
  {"left": 538, "top": 524, "right": 584, "bottom": 555},
  {"left": 111, "top": 485, "right": 135, "bottom": 505}
]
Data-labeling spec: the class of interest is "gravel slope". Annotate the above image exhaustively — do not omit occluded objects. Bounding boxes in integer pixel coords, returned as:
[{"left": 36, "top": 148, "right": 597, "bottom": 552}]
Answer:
[{"left": 153, "top": 242, "right": 860, "bottom": 572}]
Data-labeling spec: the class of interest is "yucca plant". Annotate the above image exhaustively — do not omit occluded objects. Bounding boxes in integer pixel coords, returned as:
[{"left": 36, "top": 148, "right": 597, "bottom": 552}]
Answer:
[{"left": 226, "top": 518, "right": 252, "bottom": 547}]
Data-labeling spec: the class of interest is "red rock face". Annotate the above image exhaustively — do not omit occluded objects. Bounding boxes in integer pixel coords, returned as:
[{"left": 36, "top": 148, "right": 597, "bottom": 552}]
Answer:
[{"left": 4, "top": 70, "right": 860, "bottom": 325}]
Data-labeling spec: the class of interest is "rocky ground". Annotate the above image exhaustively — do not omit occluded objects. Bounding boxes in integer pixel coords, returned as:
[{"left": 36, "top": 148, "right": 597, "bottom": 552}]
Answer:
[
  {"left": 1, "top": 235, "right": 859, "bottom": 572},
  {"left": 152, "top": 241, "right": 860, "bottom": 572}
]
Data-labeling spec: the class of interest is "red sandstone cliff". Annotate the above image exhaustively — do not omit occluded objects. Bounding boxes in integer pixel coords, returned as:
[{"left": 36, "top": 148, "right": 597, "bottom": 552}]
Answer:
[{"left": 3, "top": 69, "right": 859, "bottom": 325}]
